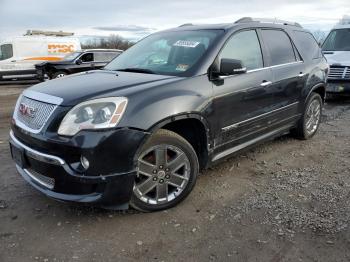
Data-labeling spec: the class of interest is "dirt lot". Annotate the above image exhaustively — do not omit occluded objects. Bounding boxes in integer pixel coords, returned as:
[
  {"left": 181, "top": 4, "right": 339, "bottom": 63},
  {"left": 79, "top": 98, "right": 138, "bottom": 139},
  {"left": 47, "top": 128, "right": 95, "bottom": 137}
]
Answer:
[{"left": 0, "top": 84, "right": 350, "bottom": 262}]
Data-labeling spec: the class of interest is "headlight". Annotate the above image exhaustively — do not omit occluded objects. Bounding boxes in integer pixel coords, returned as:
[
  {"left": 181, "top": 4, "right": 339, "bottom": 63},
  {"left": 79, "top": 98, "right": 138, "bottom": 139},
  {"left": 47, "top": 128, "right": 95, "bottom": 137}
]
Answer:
[{"left": 58, "top": 97, "right": 128, "bottom": 136}]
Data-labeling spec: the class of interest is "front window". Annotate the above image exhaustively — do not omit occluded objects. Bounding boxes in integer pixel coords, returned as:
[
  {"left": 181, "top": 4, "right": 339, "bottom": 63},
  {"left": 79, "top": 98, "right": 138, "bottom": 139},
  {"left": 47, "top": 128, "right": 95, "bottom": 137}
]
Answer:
[
  {"left": 80, "top": 53, "right": 94, "bottom": 62},
  {"left": 63, "top": 51, "right": 82, "bottom": 61},
  {"left": 322, "top": 29, "right": 350, "bottom": 51},
  {"left": 105, "top": 30, "right": 223, "bottom": 76},
  {"left": 219, "top": 30, "right": 263, "bottom": 71},
  {"left": 0, "top": 44, "right": 13, "bottom": 61}
]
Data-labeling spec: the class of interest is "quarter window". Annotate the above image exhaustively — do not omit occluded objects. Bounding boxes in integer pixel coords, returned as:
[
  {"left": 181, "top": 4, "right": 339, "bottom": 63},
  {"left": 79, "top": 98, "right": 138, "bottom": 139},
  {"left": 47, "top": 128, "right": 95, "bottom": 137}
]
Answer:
[
  {"left": 261, "top": 30, "right": 296, "bottom": 66},
  {"left": 219, "top": 30, "right": 263, "bottom": 71},
  {"left": 293, "top": 31, "right": 321, "bottom": 60}
]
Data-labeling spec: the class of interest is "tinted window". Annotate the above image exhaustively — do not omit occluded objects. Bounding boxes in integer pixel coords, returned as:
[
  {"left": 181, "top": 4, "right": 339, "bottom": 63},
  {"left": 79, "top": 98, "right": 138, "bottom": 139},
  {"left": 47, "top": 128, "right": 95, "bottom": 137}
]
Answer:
[
  {"left": 261, "top": 30, "right": 296, "bottom": 66},
  {"left": 94, "top": 52, "right": 119, "bottom": 62},
  {"left": 322, "top": 29, "right": 350, "bottom": 51},
  {"left": 219, "top": 30, "right": 263, "bottom": 70},
  {"left": 293, "top": 30, "right": 321, "bottom": 59},
  {"left": 80, "top": 53, "right": 93, "bottom": 62},
  {"left": 0, "top": 44, "right": 13, "bottom": 61},
  {"left": 105, "top": 30, "right": 223, "bottom": 76}
]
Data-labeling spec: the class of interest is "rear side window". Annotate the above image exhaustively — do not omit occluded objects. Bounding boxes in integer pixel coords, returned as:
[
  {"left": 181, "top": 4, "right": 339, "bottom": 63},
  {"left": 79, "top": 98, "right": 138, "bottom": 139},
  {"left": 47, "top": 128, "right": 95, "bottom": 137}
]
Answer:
[
  {"left": 219, "top": 30, "right": 263, "bottom": 70},
  {"left": 293, "top": 30, "right": 321, "bottom": 60},
  {"left": 94, "top": 52, "right": 119, "bottom": 62},
  {"left": 261, "top": 30, "right": 296, "bottom": 66}
]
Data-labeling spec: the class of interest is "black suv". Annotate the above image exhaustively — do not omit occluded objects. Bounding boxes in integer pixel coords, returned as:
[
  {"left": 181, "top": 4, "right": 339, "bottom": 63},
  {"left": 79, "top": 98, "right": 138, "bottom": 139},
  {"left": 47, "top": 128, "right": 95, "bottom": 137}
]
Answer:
[
  {"left": 10, "top": 18, "right": 328, "bottom": 212},
  {"left": 35, "top": 49, "right": 122, "bottom": 80}
]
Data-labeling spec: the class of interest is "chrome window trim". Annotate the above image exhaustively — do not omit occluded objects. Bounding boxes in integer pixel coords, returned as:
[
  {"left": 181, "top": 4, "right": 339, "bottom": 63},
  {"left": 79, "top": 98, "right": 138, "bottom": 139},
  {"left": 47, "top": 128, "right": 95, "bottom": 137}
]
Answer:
[
  {"left": 222, "top": 101, "right": 299, "bottom": 132},
  {"left": 10, "top": 130, "right": 65, "bottom": 166},
  {"left": 218, "top": 61, "right": 303, "bottom": 79}
]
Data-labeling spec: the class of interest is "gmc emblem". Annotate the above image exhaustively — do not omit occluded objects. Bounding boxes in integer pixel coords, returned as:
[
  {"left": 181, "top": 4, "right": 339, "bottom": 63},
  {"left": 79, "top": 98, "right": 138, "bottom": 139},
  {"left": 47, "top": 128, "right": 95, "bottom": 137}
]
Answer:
[{"left": 19, "top": 103, "right": 36, "bottom": 118}]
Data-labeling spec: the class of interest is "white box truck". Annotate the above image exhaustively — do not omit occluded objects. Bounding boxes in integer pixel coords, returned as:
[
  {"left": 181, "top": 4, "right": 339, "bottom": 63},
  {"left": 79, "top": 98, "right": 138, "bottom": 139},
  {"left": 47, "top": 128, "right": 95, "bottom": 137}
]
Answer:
[{"left": 0, "top": 35, "right": 81, "bottom": 81}]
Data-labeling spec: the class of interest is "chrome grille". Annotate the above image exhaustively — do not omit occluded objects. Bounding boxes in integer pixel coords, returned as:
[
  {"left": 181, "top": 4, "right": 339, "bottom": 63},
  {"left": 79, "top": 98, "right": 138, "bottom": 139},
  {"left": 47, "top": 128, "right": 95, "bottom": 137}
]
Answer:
[
  {"left": 328, "top": 66, "right": 350, "bottom": 80},
  {"left": 25, "top": 168, "right": 55, "bottom": 189},
  {"left": 16, "top": 96, "right": 56, "bottom": 131}
]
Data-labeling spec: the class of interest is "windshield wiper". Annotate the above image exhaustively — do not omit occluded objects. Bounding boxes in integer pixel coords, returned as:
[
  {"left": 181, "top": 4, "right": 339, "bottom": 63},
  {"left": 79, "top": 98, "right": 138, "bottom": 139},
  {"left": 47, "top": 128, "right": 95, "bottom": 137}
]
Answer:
[{"left": 116, "top": 68, "right": 155, "bottom": 74}]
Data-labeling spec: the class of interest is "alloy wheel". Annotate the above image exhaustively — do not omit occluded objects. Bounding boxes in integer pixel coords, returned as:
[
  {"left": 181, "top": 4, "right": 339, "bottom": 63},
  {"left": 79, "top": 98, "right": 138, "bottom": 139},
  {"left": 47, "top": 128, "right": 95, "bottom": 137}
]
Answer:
[
  {"left": 134, "top": 144, "right": 191, "bottom": 205},
  {"left": 305, "top": 99, "right": 321, "bottom": 135}
]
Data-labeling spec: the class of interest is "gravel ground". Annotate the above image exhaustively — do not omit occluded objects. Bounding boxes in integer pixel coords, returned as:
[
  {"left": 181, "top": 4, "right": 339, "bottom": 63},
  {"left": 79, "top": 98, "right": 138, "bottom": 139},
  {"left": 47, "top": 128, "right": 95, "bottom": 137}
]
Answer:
[{"left": 0, "top": 84, "right": 350, "bottom": 262}]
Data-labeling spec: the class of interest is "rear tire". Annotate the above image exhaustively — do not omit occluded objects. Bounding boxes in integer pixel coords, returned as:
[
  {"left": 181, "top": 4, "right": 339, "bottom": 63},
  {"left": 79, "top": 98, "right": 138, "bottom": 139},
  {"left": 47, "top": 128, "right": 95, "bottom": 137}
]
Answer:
[
  {"left": 52, "top": 71, "right": 67, "bottom": 79},
  {"left": 293, "top": 92, "right": 322, "bottom": 140},
  {"left": 130, "top": 129, "right": 199, "bottom": 212}
]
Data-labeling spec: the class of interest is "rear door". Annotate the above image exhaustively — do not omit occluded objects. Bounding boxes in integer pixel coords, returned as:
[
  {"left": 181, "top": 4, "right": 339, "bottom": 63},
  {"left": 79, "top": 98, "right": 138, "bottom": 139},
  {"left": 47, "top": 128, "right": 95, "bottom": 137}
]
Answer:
[{"left": 259, "top": 29, "right": 304, "bottom": 123}]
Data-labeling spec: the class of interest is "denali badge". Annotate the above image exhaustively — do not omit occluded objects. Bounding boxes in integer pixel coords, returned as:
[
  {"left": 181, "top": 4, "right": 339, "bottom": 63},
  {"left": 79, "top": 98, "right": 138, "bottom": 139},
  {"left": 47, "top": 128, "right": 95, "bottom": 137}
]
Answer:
[{"left": 19, "top": 103, "right": 37, "bottom": 118}]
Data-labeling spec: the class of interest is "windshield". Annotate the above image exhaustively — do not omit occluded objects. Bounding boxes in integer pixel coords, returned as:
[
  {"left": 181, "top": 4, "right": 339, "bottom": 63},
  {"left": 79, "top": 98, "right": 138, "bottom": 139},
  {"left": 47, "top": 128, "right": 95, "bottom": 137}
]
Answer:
[
  {"left": 105, "top": 30, "right": 223, "bottom": 76},
  {"left": 63, "top": 51, "right": 82, "bottom": 61},
  {"left": 322, "top": 29, "right": 350, "bottom": 51},
  {"left": 0, "top": 44, "right": 13, "bottom": 61}
]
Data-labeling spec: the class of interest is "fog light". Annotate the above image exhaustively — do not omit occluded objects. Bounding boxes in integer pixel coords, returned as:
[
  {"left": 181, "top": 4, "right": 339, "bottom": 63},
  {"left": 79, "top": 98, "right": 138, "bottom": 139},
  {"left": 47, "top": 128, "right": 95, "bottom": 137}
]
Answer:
[{"left": 80, "top": 156, "right": 90, "bottom": 170}]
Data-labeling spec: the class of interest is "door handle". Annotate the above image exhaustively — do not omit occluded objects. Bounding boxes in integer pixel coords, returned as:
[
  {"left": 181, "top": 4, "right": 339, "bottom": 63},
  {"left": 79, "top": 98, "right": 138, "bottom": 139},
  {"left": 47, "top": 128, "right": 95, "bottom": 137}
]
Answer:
[
  {"left": 260, "top": 81, "right": 272, "bottom": 87},
  {"left": 298, "top": 72, "right": 306, "bottom": 77}
]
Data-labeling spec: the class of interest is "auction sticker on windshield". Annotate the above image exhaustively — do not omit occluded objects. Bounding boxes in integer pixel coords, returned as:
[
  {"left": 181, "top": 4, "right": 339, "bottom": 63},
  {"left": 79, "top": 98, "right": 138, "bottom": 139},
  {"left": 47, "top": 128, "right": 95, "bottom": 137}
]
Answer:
[
  {"left": 176, "top": 64, "right": 189, "bottom": 71},
  {"left": 174, "top": 40, "right": 200, "bottom": 48}
]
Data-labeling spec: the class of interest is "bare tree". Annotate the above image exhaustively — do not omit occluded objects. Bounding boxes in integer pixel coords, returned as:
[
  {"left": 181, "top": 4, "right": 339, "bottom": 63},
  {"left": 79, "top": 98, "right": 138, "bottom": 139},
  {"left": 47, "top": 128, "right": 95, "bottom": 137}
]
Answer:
[{"left": 81, "top": 34, "right": 134, "bottom": 50}]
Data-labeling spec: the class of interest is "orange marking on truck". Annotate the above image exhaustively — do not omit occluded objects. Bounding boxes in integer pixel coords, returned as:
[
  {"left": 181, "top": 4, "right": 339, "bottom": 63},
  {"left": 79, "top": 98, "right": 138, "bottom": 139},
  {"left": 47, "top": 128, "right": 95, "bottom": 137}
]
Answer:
[
  {"left": 48, "top": 44, "right": 75, "bottom": 53},
  {"left": 23, "top": 57, "right": 63, "bottom": 61}
]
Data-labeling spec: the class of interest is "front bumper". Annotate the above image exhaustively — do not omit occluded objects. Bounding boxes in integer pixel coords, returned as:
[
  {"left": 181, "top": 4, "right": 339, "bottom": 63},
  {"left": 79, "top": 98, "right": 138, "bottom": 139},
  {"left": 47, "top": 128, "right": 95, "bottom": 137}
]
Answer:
[
  {"left": 9, "top": 128, "right": 149, "bottom": 209},
  {"left": 326, "top": 81, "right": 350, "bottom": 95}
]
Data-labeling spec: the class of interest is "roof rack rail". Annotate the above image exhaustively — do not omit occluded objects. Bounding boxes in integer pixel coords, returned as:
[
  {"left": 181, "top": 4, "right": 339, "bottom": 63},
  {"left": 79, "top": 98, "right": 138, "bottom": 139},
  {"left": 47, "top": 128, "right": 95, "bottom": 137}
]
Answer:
[
  {"left": 234, "top": 17, "right": 302, "bottom": 28},
  {"left": 179, "top": 23, "right": 193, "bottom": 27},
  {"left": 24, "top": 30, "right": 74, "bottom": 36}
]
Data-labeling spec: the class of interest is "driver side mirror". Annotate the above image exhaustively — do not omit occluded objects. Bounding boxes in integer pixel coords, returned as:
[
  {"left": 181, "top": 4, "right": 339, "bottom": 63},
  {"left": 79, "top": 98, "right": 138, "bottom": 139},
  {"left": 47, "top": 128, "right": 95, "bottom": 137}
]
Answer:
[
  {"left": 219, "top": 59, "right": 247, "bottom": 76},
  {"left": 75, "top": 59, "right": 82, "bottom": 65}
]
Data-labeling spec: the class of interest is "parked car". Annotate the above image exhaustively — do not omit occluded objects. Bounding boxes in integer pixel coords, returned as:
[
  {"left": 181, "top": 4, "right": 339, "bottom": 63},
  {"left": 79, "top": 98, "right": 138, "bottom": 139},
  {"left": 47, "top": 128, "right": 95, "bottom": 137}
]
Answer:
[
  {"left": 322, "top": 19, "right": 350, "bottom": 97},
  {"left": 10, "top": 17, "right": 328, "bottom": 212},
  {"left": 0, "top": 34, "right": 81, "bottom": 81},
  {"left": 35, "top": 49, "right": 122, "bottom": 80}
]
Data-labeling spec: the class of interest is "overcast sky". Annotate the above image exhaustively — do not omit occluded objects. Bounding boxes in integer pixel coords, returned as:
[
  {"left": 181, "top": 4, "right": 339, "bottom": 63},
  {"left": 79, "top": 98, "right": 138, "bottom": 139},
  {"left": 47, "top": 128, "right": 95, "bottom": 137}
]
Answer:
[{"left": 0, "top": 0, "right": 349, "bottom": 42}]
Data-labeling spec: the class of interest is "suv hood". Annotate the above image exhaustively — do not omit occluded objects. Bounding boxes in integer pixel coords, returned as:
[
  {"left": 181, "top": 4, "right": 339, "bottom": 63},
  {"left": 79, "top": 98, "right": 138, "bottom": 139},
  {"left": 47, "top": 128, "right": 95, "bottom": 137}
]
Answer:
[
  {"left": 323, "top": 51, "right": 350, "bottom": 66},
  {"left": 29, "top": 70, "right": 179, "bottom": 106}
]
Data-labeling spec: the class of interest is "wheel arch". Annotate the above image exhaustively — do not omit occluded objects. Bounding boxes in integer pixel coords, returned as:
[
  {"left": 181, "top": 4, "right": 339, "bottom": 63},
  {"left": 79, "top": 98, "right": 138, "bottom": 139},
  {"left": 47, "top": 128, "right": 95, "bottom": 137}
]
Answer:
[
  {"left": 136, "top": 113, "right": 212, "bottom": 170},
  {"left": 305, "top": 82, "right": 326, "bottom": 104}
]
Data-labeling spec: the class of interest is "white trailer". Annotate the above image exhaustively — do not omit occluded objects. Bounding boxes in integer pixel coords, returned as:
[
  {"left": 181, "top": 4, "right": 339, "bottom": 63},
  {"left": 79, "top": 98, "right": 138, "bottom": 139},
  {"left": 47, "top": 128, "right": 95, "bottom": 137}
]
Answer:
[{"left": 0, "top": 35, "right": 81, "bottom": 81}]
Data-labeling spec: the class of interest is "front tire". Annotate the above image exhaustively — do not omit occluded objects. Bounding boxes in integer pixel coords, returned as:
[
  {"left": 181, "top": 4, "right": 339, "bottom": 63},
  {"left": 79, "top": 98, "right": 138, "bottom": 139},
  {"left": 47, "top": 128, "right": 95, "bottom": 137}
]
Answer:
[
  {"left": 294, "top": 92, "right": 322, "bottom": 140},
  {"left": 52, "top": 71, "right": 67, "bottom": 79},
  {"left": 130, "top": 129, "right": 199, "bottom": 212}
]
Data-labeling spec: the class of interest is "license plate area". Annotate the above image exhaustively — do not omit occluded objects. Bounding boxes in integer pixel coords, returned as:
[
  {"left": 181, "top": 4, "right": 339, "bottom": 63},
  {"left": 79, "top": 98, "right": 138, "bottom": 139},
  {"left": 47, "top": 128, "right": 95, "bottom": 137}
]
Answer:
[{"left": 10, "top": 142, "right": 27, "bottom": 168}]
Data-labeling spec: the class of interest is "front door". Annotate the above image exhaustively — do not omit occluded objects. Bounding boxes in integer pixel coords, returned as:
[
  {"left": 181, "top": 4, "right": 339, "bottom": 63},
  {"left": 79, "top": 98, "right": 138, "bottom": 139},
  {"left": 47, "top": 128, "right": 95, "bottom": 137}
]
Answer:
[{"left": 211, "top": 29, "right": 274, "bottom": 153}]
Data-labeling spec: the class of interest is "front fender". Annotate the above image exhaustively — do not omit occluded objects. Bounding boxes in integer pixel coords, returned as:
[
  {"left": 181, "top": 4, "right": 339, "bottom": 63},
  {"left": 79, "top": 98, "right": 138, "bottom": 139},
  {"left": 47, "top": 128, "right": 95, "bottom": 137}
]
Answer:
[{"left": 118, "top": 75, "right": 213, "bottom": 131}]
